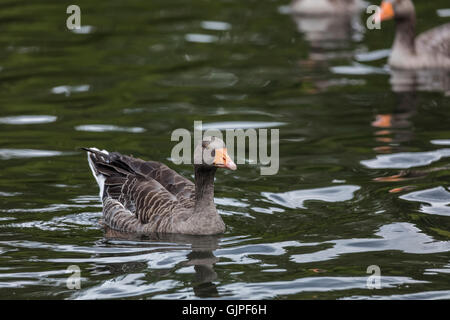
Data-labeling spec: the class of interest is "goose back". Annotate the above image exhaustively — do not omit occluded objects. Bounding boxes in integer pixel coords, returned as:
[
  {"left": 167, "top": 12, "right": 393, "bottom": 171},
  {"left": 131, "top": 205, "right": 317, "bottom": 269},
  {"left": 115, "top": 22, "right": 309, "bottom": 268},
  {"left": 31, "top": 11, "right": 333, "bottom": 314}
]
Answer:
[
  {"left": 416, "top": 23, "right": 450, "bottom": 61},
  {"left": 84, "top": 148, "right": 201, "bottom": 234}
]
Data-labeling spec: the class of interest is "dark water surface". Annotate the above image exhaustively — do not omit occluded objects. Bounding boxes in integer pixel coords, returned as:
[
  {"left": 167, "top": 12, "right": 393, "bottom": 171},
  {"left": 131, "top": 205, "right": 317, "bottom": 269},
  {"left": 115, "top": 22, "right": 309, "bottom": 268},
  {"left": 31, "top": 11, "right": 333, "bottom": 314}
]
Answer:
[{"left": 0, "top": 0, "right": 450, "bottom": 299}]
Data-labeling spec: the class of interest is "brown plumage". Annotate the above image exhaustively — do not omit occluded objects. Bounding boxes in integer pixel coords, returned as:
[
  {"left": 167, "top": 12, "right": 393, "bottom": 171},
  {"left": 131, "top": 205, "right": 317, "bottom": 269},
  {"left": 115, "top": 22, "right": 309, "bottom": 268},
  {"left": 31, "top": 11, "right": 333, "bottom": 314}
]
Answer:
[
  {"left": 83, "top": 137, "right": 237, "bottom": 236},
  {"left": 379, "top": 0, "right": 450, "bottom": 69}
]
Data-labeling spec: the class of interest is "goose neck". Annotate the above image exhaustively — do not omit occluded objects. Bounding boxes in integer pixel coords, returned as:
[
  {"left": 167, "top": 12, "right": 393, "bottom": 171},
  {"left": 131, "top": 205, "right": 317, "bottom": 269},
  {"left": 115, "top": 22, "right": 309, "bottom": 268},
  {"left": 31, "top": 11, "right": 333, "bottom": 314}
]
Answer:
[
  {"left": 194, "top": 166, "right": 217, "bottom": 211},
  {"left": 393, "top": 16, "right": 417, "bottom": 56}
]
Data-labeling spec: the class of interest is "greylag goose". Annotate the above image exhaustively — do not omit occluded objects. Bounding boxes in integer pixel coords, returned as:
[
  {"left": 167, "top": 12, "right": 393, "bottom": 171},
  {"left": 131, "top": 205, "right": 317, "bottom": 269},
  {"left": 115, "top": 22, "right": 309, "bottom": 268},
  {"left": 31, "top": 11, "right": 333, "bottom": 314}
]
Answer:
[
  {"left": 290, "top": 0, "right": 364, "bottom": 15},
  {"left": 83, "top": 136, "right": 236, "bottom": 235},
  {"left": 379, "top": 0, "right": 450, "bottom": 69}
]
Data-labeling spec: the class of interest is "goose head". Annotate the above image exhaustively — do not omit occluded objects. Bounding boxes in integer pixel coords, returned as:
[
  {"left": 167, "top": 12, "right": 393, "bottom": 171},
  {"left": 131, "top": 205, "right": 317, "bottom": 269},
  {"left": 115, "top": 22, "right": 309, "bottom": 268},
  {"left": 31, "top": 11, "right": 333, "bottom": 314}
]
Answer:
[
  {"left": 379, "top": 0, "right": 415, "bottom": 22},
  {"left": 194, "top": 136, "right": 237, "bottom": 171}
]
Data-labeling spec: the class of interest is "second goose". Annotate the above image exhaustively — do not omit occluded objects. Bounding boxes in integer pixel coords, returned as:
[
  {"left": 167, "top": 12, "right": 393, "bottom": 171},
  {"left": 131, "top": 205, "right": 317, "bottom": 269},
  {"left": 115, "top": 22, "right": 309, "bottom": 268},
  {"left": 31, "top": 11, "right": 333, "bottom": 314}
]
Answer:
[{"left": 378, "top": 0, "right": 450, "bottom": 69}]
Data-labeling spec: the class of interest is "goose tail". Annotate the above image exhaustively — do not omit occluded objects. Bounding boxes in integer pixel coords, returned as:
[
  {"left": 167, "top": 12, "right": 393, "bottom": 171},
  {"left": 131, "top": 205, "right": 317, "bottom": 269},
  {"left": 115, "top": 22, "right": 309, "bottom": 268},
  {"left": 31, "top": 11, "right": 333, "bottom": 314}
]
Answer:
[{"left": 82, "top": 147, "right": 110, "bottom": 200}]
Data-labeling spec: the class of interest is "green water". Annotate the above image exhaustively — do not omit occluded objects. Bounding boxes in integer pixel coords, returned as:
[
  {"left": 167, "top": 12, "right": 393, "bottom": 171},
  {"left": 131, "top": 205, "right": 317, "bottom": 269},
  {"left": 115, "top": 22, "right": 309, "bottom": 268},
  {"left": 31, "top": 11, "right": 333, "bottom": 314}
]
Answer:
[{"left": 0, "top": 0, "right": 449, "bottom": 299}]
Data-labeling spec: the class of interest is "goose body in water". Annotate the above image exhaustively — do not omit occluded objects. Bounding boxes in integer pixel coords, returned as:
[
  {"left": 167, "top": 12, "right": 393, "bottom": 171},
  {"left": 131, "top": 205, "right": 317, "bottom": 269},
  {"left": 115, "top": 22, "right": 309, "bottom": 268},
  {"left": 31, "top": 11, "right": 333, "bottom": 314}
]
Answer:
[
  {"left": 83, "top": 136, "right": 236, "bottom": 235},
  {"left": 379, "top": 0, "right": 450, "bottom": 69},
  {"left": 290, "top": 0, "right": 364, "bottom": 15}
]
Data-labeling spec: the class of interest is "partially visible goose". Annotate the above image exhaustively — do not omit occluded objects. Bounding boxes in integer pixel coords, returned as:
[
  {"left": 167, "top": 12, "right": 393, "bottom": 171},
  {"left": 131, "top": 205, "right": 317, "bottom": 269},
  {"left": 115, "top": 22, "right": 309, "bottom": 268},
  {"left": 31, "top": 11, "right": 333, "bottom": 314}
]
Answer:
[
  {"left": 83, "top": 136, "right": 236, "bottom": 235},
  {"left": 290, "top": 0, "right": 364, "bottom": 15},
  {"left": 379, "top": 0, "right": 450, "bottom": 69}
]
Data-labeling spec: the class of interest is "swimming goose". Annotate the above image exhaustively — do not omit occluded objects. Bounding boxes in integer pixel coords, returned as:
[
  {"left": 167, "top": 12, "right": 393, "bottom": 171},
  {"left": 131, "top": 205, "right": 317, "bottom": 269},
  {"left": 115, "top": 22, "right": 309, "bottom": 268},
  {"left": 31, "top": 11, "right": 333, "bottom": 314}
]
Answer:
[
  {"left": 83, "top": 136, "right": 236, "bottom": 235},
  {"left": 290, "top": 0, "right": 364, "bottom": 15},
  {"left": 379, "top": 0, "right": 450, "bottom": 69}
]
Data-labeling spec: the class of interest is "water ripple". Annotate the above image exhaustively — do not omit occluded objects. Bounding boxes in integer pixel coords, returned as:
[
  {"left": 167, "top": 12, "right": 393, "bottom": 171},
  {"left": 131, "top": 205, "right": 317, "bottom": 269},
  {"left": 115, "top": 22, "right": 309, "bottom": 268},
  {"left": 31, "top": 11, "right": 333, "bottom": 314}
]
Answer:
[
  {"left": 425, "top": 262, "right": 450, "bottom": 275},
  {"left": 0, "top": 239, "right": 188, "bottom": 257},
  {"left": 206, "top": 276, "right": 426, "bottom": 299},
  {"left": 345, "top": 290, "right": 450, "bottom": 300},
  {"left": 199, "top": 121, "right": 286, "bottom": 130},
  {"left": 75, "top": 124, "right": 146, "bottom": 133},
  {"left": 6, "top": 211, "right": 102, "bottom": 231},
  {"left": 0, "top": 269, "right": 70, "bottom": 289},
  {"left": 0, "top": 149, "right": 70, "bottom": 160},
  {"left": 185, "top": 34, "right": 218, "bottom": 43},
  {"left": 0, "top": 115, "right": 57, "bottom": 125},
  {"left": 0, "top": 192, "right": 21, "bottom": 197},
  {"left": 160, "top": 69, "right": 238, "bottom": 88},
  {"left": 431, "top": 139, "right": 450, "bottom": 146},
  {"left": 331, "top": 62, "right": 388, "bottom": 75},
  {"left": 71, "top": 25, "right": 95, "bottom": 34},
  {"left": 1, "top": 203, "right": 101, "bottom": 214},
  {"left": 437, "top": 9, "right": 450, "bottom": 17},
  {"left": 291, "top": 223, "right": 450, "bottom": 263},
  {"left": 361, "top": 149, "right": 450, "bottom": 169},
  {"left": 73, "top": 275, "right": 180, "bottom": 299},
  {"left": 355, "top": 49, "right": 391, "bottom": 62},
  {"left": 262, "top": 185, "right": 360, "bottom": 209},
  {"left": 201, "top": 21, "right": 231, "bottom": 31},
  {"left": 217, "top": 241, "right": 312, "bottom": 266},
  {"left": 51, "top": 84, "right": 90, "bottom": 96},
  {"left": 400, "top": 186, "right": 450, "bottom": 216}
]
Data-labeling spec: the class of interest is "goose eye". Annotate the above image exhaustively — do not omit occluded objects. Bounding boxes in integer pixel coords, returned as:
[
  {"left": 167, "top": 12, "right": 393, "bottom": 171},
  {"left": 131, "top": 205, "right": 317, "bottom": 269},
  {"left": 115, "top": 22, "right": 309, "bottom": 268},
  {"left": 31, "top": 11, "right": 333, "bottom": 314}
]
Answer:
[{"left": 211, "top": 149, "right": 216, "bottom": 157}]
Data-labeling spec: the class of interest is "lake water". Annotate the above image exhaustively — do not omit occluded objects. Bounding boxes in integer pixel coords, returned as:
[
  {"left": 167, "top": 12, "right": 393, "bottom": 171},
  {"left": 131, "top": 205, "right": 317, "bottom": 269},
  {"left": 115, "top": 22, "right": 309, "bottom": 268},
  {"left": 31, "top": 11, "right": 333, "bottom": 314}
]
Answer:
[{"left": 0, "top": 0, "right": 449, "bottom": 299}]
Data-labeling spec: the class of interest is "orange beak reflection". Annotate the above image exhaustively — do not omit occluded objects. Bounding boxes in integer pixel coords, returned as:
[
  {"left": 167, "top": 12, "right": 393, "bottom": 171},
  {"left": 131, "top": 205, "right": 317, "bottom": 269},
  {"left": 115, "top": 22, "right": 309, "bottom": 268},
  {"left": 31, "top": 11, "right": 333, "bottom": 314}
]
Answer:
[
  {"left": 214, "top": 148, "right": 237, "bottom": 170},
  {"left": 379, "top": 1, "right": 395, "bottom": 22}
]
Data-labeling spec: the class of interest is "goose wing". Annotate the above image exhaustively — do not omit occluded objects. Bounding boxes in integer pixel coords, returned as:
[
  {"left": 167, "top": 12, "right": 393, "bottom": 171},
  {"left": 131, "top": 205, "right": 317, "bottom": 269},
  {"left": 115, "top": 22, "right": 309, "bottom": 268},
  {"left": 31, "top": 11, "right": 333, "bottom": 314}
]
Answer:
[
  {"left": 106, "top": 152, "right": 195, "bottom": 205},
  {"left": 83, "top": 148, "right": 192, "bottom": 233}
]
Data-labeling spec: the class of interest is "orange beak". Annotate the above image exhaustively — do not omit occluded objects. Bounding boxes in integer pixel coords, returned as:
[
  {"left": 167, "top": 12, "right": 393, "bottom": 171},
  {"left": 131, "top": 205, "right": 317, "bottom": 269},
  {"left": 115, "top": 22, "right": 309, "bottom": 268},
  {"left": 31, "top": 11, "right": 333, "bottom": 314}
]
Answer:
[
  {"left": 214, "top": 148, "right": 237, "bottom": 170},
  {"left": 379, "top": 1, "right": 395, "bottom": 22}
]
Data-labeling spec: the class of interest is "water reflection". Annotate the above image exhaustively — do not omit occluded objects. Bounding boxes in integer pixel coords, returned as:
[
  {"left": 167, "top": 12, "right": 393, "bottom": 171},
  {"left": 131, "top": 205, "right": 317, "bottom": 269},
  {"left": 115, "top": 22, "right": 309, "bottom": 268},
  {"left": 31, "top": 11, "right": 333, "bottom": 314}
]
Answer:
[
  {"left": 368, "top": 91, "right": 450, "bottom": 199},
  {"left": 292, "top": 14, "right": 363, "bottom": 49},
  {"left": 0, "top": 115, "right": 57, "bottom": 125},
  {"left": 71, "top": 25, "right": 95, "bottom": 35},
  {"left": 75, "top": 124, "right": 146, "bottom": 133},
  {"left": 1, "top": 0, "right": 450, "bottom": 300},
  {"left": 291, "top": 222, "right": 450, "bottom": 263},
  {"left": 365, "top": 91, "right": 448, "bottom": 178},
  {"left": 185, "top": 34, "right": 219, "bottom": 44},
  {"left": 75, "top": 228, "right": 222, "bottom": 299},
  {"left": 51, "top": 84, "right": 90, "bottom": 96},
  {"left": 346, "top": 290, "right": 450, "bottom": 300},
  {"left": 331, "top": 62, "right": 388, "bottom": 75},
  {"left": 362, "top": 148, "right": 450, "bottom": 169},
  {"left": 400, "top": 187, "right": 450, "bottom": 216},
  {"left": 289, "top": 1, "right": 364, "bottom": 65},
  {"left": 0, "top": 149, "right": 70, "bottom": 160},
  {"left": 215, "top": 275, "right": 425, "bottom": 299},
  {"left": 262, "top": 185, "right": 360, "bottom": 209},
  {"left": 390, "top": 69, "right": 450, "bottom": 95},
  {"left": 199, "top": 121, "right": 286, "bottom": 130},
  {"left": 371, "top": 92, "right": 417, "bottom": 155},
  {"left": 201, "top": 21, "right": 231, "bottom": 31}
]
